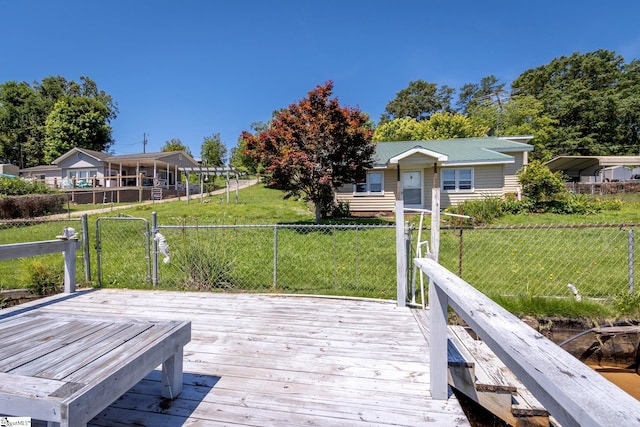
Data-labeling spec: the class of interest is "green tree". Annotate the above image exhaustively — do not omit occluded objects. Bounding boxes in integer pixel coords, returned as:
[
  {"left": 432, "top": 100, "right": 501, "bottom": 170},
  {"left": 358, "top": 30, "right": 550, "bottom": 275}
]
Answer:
[
  {"left": 161, "top": 138, "right": 192, "bottom": 155},
  {"left": 373, "top": 112, "right": 486, "bottom": 141},
  {"left": 242, "top": 81, "right": 375, "bottom": 223},
  {"left": 456, "top": 75, "right": 506, "bottom": 114},
  {"left": 373, "top": 117, "right": 428, "bottom": 141},
  {"left": 0, "top": 75, "right": 117, "bottom": 167},
  {"left": 200, "top": 133, "right": 227, "bottom": 166},
  {"left": 380, "top": 80, "right": 453, "bottom": 123},
  {"left": 231, "top": 122, "right": 265, "bottom": 174},
  {"left": 512, "top": 50, "right": 639, "bottom": 156},
  {"left": 43, "top": 97, "right": 113, "bottom": 163},
  {"left": 0, "top": 81, "right": 39, "bottom": 167},
  {"left": 468, "top": 95, "right": 558, "bottom": 160},
  {"left": 422, "top": 112, "right": 488, "bottom": 139}
]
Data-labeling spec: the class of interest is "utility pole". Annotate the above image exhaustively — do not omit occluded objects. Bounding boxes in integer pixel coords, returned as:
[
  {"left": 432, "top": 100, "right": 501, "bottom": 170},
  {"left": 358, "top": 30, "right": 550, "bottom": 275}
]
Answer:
[{"left": 143, "top": 133, "right": 147, "bottom": 153}]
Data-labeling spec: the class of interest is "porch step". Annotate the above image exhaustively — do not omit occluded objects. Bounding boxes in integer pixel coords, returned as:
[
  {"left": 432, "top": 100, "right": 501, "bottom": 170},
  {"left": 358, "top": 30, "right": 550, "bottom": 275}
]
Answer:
[{"left": 448, "top": 325, "right": 551, "bottom": 426}]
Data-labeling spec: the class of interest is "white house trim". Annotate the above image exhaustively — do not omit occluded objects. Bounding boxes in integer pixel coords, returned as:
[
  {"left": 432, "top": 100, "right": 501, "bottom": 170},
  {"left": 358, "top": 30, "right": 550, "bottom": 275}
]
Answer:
[
  {"left": 389, "top": 148, "right": 448, "bottom": 164},
  {"left": 443, "top": 159, "right": 514, "bottom": 167}
]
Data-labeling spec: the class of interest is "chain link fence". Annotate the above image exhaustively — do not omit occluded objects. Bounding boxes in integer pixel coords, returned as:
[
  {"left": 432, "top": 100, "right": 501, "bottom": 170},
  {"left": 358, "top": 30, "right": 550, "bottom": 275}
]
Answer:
[
  {"left": 0, "top": 216, "right": 86, "bottom": 292},
  {"left": 152, "top": 222, "right": 397, "bottom": 298},
  {"left": 409, "top": 223, "right": 638, "bottom": 303},
  {"left": 0, "top": 211, "right": 638, "bottom": 306}
]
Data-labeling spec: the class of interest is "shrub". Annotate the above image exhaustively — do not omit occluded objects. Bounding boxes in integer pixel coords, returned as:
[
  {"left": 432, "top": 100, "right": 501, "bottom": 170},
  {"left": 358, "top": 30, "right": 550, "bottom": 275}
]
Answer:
[
  {"left": 332, "top": 201, "right": 351, "bottom": 218},
  {"left": 501, "top": 199, "right": 529, "bottom": 214},
  {"left": 0, "top": 177, "right": 53, "bottom": 196},
  {"left": 517, "top": 160, "right": 566, "bottom": 203},
  {"left": 445, "top": 196, "right": 504, "bottom": 225},
  {"left": 172, "top": 230, "right": 237, "bottom": 291},
  {"left": 533, "top": 193, "right": 618, "bottom": 215},
  {"left": 22, "top": 259, "right": 63, "bottom": 295},
  {"left": 0, "top": 194, "right": 66, "bottom": 219},
  {"left": 595, "top": 198, "right": 623, "bottom": 211}
]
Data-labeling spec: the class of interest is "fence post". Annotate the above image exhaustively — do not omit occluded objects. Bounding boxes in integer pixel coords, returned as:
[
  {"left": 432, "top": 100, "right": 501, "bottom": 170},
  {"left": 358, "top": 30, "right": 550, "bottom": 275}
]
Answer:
[
  {"left": 355, "top": 226, "right": 359, "bottom": 291},
  {"left": 629, "top": 228, "right": 635, "bottom": 295},
  {"left": 152, "top": 212, "right": 159, "bottom": 286},
  {"left": 396, "top": 200, "right": 407, "bottom": 307},
  {"left": 333, "top": 225, "right": 337, "bottom": 290},
  {"left": 273, "top": 225, "right": 278, "bottom": 290},
  {"left": 63, "top": 239, "right": 77, "bottom": 293},
  {"left": 405, "top": 220, "right": 412, "bottom": 297},
  {"left": 81, "top": 214, "right": 91, "bottom": 282}
]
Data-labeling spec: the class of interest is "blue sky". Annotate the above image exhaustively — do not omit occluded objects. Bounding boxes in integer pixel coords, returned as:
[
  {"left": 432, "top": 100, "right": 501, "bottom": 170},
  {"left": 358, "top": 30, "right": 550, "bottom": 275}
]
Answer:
[{"left": 2, "top": 1, "right": 640, "bottom": 159}]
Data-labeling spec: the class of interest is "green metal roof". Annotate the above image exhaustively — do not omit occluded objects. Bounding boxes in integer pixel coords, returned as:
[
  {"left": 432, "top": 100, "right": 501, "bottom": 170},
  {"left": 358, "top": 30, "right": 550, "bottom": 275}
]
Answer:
[{"left": 373, "top": 137, "right": 533, "bottom": 167}]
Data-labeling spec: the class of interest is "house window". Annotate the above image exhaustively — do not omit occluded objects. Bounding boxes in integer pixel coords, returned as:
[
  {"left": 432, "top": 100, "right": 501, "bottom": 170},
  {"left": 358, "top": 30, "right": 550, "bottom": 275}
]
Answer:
[
  {"left": 67, "top": 169, "right": 97, "bottom": 180},
  {"left": 355, "top": 172, "right": 383, "bottom": 195},
  {"left": 442, "top": 168, "right": 473, "bottom": 192}
]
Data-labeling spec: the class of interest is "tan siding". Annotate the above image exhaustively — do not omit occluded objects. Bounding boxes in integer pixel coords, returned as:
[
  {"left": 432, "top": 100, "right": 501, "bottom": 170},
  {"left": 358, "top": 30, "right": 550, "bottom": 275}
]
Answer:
[
  {"left": 474, "top": 165, "right": 504, "bottom": 191},
  {"left": 339, "top": 151, "right": 528, "bottom": 212},
  {"left": 424, "top": 168, "right": 434, "bottom": 210},
  {"left": 440, "top": 165, "right": 505, "bottom": 208},
  {"left": 504, "top": 153, "right": 525, "bottom": 193},
  {"left": 335, "top": 170, "right": 397, "bottom": 212}
]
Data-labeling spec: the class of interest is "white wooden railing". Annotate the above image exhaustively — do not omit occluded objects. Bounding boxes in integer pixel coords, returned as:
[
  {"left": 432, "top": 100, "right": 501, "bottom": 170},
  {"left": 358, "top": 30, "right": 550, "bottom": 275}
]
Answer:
[
  {"left": 415, "top": 256, "right": 640, "bottom": 426},
  {"left": 0, "top": 239, "right": 80, "bottom": 293}
]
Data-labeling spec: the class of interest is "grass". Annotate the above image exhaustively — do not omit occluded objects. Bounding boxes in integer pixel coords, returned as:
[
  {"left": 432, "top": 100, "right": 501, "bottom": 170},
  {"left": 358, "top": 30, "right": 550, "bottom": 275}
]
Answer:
[
  {"left": 490, "top": 193, "right": 640, "bottom": 225},
  {"left": 114, "top": 184, "right": 316, "bottom": 224}
]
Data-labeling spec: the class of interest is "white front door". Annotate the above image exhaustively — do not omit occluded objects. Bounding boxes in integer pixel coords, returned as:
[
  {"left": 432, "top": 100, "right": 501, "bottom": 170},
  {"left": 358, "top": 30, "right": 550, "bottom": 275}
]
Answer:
[{"left": 402, "top": 171, "right": 422, "bottom": 208}]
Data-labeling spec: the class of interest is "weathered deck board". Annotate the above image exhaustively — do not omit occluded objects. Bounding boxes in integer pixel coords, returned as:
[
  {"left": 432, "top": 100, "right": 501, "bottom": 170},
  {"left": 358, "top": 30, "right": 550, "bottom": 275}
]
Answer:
[{"left": 4, "top": 290, "right": 470, "bottom": 426}]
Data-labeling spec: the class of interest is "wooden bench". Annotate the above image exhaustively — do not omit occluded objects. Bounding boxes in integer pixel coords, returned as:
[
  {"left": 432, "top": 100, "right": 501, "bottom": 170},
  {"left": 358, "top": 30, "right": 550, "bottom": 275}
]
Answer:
[{"left": 0, "top": 310, "right": 191, "bottom": 427}]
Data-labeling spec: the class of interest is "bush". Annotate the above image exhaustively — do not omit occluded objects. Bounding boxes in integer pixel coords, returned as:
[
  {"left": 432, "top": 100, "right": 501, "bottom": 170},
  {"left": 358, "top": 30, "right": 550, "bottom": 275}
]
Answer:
[
  {"left": 22, "top": 259, "right": 63, "bottom": 295},
  {"left": 532, "top": 194, "right": 620, "bottom": 215},
  {"left": 172, "top": 232, "right": 237, "bottom": 291},
  {"left": 517, "top": 160, "right": 566, "bottom": 203},
  {"left": 0, "top": 177, "right": 53, "bottom": 196},
  {"left": 445, "top": 196, "right": 504, "bottom": 225},
  {"left": 0, "top": 194, "right": 66, "bottom": 219},
  {"left": 332, "top": 201, "right": 351, "bottom": 218}
]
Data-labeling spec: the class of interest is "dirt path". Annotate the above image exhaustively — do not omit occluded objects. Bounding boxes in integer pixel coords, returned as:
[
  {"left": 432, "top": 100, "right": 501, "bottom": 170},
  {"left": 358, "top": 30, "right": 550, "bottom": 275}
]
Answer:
[{"left": 46, "top": 179, "right": 260, "bottom": 220}]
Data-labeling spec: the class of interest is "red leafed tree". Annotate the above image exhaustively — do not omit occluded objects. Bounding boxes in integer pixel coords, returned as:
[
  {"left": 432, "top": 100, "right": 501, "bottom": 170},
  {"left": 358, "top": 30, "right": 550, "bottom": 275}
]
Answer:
[{"left": 242, "top": 81, "right": 375, "bottom": 223}]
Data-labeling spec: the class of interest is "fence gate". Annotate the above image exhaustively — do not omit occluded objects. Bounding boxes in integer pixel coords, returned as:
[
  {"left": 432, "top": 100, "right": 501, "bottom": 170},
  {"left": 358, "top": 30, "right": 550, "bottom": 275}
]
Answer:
[{"left": 95, "top": 216, "right": 151, "bottom": 286}]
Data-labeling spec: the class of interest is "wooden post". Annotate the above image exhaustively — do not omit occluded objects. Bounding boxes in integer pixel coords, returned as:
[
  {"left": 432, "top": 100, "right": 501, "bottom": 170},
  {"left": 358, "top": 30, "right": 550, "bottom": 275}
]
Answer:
[
  {"left": 139, "top": 173, "right": 143, "bottom": 202},
  {"left": 431, "top": 164, "right": 440, "bottom": 262},
  {"left": 395, "top": 200, "right": 407, "bottom": 307},
  {"left": 63, "top": 239, "right": 77, "bottom": 293},
  {"left": 226, "top": 172, "right": 230, "bottom": 203}
]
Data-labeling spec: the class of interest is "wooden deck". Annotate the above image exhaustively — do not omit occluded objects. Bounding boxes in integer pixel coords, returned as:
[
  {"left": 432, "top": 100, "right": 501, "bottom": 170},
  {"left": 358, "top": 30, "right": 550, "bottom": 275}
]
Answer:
[{"left": 4, "top": 289, "right": 470, "bottom": 426}]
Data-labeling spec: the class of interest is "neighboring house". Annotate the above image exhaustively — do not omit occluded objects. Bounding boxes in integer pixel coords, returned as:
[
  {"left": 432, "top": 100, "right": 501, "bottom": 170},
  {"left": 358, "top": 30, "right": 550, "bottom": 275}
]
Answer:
[
  {"left": 335, "top": 136, "right": 533, "bottom": 214},
  {"left": 20, "top": 147, "right": 200, "bottom": 189},
  {"left": 0, "top": 164, "right": 19, "bottom": 177},
  {"left": 545, "top": 156, "right": 640, "bottom": 183},
  {"left": 18, "top": 164, "right": 61, "bottom": 185}
]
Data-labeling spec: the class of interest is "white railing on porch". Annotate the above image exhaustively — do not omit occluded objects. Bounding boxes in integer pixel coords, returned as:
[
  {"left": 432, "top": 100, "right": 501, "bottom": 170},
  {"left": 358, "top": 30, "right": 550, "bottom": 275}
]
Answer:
[
  {"left": 397, "top": 196, "right": 640, "bottom": 426},
  {"left": 0, "top": 239, "right": 80, "bottom": 293}
]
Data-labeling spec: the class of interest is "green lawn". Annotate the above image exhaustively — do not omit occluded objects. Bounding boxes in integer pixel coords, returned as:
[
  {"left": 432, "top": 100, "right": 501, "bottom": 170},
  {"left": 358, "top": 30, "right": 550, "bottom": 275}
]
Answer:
[{"left": 2, "top": 185, "right": 639, "bottom": 318}]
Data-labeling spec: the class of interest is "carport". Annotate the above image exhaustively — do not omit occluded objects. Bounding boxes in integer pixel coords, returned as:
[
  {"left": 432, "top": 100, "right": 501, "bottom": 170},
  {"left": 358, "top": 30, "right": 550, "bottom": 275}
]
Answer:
[{"left": 546, "top": 156, "right": 640, "bottom": 182}]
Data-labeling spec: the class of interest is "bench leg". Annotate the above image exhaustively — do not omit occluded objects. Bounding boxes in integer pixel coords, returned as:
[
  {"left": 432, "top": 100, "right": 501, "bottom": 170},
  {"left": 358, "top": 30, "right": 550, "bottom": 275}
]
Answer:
[{"left": 161, "top": 347, "right": 184, "bottom": 399}]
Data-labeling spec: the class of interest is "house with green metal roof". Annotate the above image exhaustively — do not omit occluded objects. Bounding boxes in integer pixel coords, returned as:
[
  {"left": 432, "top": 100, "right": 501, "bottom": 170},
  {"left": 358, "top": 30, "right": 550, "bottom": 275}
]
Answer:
[{"left": 335, "top": 136, "right": 533, "bottom": 214}]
